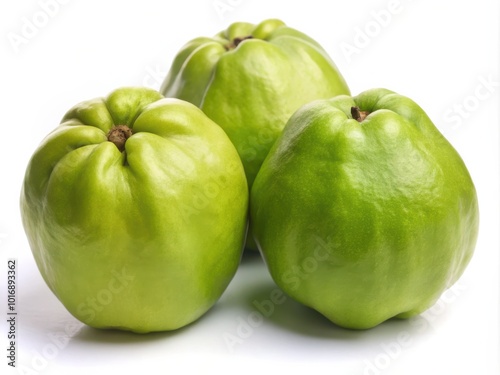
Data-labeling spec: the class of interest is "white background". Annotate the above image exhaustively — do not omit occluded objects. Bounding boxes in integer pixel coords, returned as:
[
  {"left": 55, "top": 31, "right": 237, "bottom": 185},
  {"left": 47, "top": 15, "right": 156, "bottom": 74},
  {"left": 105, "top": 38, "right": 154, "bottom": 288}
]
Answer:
[{"left": 1, "top": 0, "right": 499, "bottom": 374}]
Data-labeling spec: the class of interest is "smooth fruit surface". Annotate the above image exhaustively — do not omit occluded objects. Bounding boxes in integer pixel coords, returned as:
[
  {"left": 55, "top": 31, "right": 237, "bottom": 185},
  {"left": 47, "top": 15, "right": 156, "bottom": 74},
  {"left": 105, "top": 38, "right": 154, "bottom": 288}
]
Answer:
[
  {"left": 251, "top": 88, "right": 479, "bottom": 329},
  {"left": 20, "top": 87, "right": 248, "bottom": 333}
]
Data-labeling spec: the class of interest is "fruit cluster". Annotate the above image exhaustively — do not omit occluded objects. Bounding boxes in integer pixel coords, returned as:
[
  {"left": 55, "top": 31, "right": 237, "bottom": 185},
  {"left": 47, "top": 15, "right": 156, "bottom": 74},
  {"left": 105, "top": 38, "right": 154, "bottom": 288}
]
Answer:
[{"left": 21, "top": 19, "right": 479, "bottom": 333}]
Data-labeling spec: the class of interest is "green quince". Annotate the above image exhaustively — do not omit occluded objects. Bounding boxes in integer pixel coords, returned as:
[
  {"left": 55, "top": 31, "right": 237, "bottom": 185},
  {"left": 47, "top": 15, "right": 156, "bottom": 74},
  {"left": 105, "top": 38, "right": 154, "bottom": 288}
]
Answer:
[
  {"left": 160, "top": 18, "right": 350, "bottom": 189},
  {"left": 251, "top": 88, "right": 479, "bottom": 329},
  {"left": 20, "top": 87, "right": 248, "bottom": 333}
]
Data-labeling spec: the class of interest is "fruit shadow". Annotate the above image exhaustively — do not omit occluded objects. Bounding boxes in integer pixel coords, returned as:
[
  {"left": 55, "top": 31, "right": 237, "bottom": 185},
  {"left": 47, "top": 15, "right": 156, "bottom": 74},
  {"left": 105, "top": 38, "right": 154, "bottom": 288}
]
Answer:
[
  {"left": 239, "top": 256, "right": 427, "bottom": 343},
  {"left": 73, "top": 303, "right": 218, "bottom": 345},
  {"left": 74, "top": 321, "right": 186, "bottom": 344}
]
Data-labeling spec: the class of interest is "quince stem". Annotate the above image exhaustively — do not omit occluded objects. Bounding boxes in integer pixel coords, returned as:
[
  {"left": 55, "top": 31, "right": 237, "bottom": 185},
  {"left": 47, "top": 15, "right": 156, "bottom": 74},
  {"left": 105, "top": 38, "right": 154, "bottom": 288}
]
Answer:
[
  {"left": 351, "top": 107, "right": 370, "bottom": 122},
  {"left": 107, "top": 125, "right": 133, "bottom": 152},
  {"left": 226, "top": 36, "right": 254, "bottom": 50}
]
